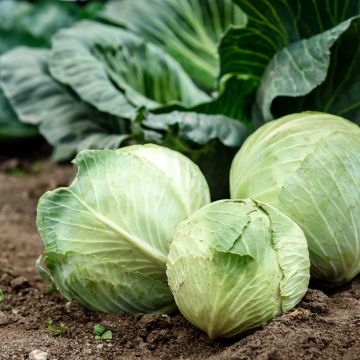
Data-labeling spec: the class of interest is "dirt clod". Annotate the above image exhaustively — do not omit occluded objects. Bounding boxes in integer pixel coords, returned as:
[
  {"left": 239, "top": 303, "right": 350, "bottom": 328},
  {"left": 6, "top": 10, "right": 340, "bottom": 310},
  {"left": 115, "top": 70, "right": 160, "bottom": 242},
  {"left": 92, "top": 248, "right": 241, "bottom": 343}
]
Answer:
[
  {"left": 301, "top": 288, "right": 330, "bottom": 314},
  {"left": 0, "top": 311, "right": 9, "bottom": 326}
]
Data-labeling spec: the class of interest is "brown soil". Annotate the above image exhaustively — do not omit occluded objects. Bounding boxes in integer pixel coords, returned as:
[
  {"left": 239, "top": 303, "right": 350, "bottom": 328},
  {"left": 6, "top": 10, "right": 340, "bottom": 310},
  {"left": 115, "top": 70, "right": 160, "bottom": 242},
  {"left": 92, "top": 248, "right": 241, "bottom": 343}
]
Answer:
[{"left": 0, "top": 156, "right": 360, "bottom": 360}]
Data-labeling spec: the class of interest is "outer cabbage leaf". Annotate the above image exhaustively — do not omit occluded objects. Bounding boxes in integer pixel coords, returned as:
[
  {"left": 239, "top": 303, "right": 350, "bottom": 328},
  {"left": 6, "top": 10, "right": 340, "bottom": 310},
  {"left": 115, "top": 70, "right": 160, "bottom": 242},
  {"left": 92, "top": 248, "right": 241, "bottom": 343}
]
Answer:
[
  {"left": 50, "top": 21, "right": 209, "bottom": 119},
  {"left": 0, "top": 47, "right": 129, "bottom": 159},
  {"left": 167, "top": 199, "right": 309, "bottom": 339},
  {"left": 0, "top": 0, "right": 105, "bottom": 142},
  {"left": 264, "top": 17, "right": 360, "bottom": 124},
  {"left": 263, "top": 18, "right": 360, "bottom": 124},
  {"left": 0, "top": 0, "right": 104, "bottom": 53},
  {"left": 45, "top": 252, "right": 175, "bottom": 314},
  {"left": 143, "top": 111, "right": 248, "bottom": 148},
  {"left": 230, "top": 112, "right": 360, "bottom": 287},
  {"left": 0, "top": 89, "right": 37, "bottom": 140},
  {"left": 219, "top": 0, "right": 360, "bottom": 124},
  {"left": 101, "top": 0, "right": 247, "bottom": 90},
  {"left": 37, "top": 145, "right": 210, "bottom": 313}
]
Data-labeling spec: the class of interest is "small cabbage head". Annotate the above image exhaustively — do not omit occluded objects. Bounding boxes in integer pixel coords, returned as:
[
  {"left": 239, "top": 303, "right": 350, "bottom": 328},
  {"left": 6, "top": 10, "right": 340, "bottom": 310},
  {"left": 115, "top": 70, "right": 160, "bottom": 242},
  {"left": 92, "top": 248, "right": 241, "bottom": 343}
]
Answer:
[
  {"left": 167, "top": 199, "right": 310, "bottom": 339},
  {"left": 37, "top": 144, "right": 210, "bottom": 314},
  {"left": 230, "top": 112, "right": 360, "bottom": 287}
]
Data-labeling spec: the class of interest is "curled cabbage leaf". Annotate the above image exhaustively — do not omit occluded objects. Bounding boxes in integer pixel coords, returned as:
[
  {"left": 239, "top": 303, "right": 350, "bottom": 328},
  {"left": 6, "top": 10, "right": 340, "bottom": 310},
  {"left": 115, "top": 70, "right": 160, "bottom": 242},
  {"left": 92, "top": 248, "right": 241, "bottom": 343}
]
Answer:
[
  {"left": 230, "top": 112, "right": 360, "bottom": 287},
  {"left": 37, "top": 144, "right": 210, "bottom": 313},
  {"left": 167, "top": 199, "right": 310, "bottom": 338}
]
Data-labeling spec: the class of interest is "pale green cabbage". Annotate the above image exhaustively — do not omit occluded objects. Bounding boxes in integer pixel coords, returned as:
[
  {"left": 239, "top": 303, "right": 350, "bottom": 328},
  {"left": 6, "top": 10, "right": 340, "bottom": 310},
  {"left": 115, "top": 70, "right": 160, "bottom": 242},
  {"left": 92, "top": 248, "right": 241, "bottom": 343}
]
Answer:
[
  {"left": 230, "top": 112, "right": 360, "bottom": 287},
  {"left": 37, "top": 144, "right": 210, "bottom": 313},
  {"left": 167, "top": 199, "right": 310, "bottom": 339}
]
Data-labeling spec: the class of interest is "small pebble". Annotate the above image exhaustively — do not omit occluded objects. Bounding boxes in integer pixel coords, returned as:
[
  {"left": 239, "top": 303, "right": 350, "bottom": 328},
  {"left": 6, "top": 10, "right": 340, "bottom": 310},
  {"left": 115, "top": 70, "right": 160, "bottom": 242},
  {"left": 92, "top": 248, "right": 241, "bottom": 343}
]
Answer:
[
  {"left": 0, "top": 312, "right": 9, "bottom": 326},
  {"left": 96, "top": 344, "right": 104, "bottom": 350},
  {"left": 11, "top": 276, "right": 29, "bottom": 290},
  {"left": 29, "top": 349, "right": 48, "bottom": 360}
]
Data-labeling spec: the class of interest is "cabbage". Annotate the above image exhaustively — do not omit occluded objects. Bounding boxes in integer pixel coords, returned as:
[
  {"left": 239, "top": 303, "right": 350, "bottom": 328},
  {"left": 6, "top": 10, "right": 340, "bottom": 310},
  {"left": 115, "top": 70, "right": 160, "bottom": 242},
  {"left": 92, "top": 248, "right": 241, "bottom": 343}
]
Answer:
[
  {"left": 230, "top": 112, "right": 360, "bottom": 287},
  {"left": 37, "top": 144, "right": 210, "bottom": 313},
  {"left": 167, "top": 199, "right": 310, "bottom": 339}
]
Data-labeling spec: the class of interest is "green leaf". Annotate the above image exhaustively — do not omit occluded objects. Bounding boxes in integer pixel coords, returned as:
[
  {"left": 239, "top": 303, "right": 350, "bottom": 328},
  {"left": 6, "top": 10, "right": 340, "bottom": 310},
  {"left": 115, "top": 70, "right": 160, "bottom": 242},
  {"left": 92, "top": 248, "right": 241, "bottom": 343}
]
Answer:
[
  {"left": 101, "top": 330, "right": 113, "bottom": 340},
  {"left": 143, "top": 111, "right": 248, "bottom": 148},
  {"left": 219, "top": 0, "right": 360, "bottom": 124},
  {"left": 94, "top": 324, "right": 106, "bottom": 336},
  {"left": 279, "top": 132, "right": 360, "bottom": 286},
  {"left": 230, "top": 112, "right": 360, "bottom": 287},
  {"left": 220, "top": 0, "right": 360, "bottom": 81},
  {"left": 0, "top": 288, "right": 4, "bottom": 302},
  {"left": 0, "top": 0, "right": 106, "bottom": 142},
  {"left": 258, "top": 17, "right": 360, "bottom": 124},
  {"left": 35, "top": 255, "right": 57, "bottom": 293},
  {"left": 0, "top": 89, "right": 38, "bottom": 140},
  {"left": 0, "top": 46, "right": 129, "bottom": 159},
  {"left": 0, "top": 0, "right": 102, "bottom": 53},
  {"left": 50, "top": 21, "right": 209, "bottom": 119},
  {"left": 101, "top": 0, "right": 247, "bottom": 90},
  {"left": 0, "top": 0, "right": 48, "bottom": 53}
]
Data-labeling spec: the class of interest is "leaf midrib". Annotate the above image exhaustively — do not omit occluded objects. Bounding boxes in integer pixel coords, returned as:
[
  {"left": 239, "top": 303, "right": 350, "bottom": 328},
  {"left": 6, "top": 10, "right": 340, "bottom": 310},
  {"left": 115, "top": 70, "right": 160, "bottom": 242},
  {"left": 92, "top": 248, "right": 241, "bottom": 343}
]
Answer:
[{"left": 68, "top": 189, "right": 168, "bottom": 267}]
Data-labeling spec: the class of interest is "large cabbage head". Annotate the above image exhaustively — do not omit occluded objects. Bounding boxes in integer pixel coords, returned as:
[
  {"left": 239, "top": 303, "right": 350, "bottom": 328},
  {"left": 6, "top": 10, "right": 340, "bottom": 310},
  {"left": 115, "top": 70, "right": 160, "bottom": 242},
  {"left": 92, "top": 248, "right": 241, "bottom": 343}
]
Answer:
[
  {"left": 230, "top": 112, "right": 360, "bottom": 287},
  {"left": 37, "top": 144, "right": 210, "bottom": 314},
  {"left": 167, "top": 199, "right": 310, "bottom": 339}
]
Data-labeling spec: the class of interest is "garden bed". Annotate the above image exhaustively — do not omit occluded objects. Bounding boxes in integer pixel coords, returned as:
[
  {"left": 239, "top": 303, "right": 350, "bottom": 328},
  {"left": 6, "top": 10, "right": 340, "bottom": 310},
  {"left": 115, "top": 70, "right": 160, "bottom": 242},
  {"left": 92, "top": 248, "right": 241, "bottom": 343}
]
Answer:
[{"left": 0, "top": 156, "right": 359, "bottom": 360}]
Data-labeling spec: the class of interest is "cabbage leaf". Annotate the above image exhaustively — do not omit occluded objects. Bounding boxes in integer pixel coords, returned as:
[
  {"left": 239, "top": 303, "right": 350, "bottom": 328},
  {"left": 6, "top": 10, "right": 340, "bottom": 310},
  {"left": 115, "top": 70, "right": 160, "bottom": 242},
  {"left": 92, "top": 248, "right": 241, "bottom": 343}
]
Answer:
[
  {"left": 101, "top": 0, "right": 247, "bottom": 90},
  {"left": 219, "top": 0, "right": 360, "bottom": 124}
]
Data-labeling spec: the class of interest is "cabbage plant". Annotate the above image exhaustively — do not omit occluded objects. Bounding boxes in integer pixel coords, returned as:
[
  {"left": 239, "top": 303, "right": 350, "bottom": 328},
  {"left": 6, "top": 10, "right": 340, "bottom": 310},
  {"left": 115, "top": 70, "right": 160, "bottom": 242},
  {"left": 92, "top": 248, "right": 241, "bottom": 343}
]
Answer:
[
  {"left": 167, "top": 199, "right": 310, "bottom": 339},
  {"left": 220, "top": 0, "right": 360, "bottom": 125},
  {"left": 37, "top": 144, "right": 210, "bottom": 313},
  {"left": 230, "top": 112, "right": 360, "bottom": 287},
  {"left": 0, "top": 0, "right": 105, "bottom": 141}
]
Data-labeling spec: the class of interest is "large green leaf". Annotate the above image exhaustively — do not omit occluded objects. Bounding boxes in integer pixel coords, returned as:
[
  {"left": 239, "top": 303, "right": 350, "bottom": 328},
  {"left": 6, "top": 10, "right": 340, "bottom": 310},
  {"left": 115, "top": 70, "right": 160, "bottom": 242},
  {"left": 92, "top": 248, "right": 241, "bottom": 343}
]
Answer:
[
  {"left": 0, "top": 0, "right": 103, "bottom": 53},
  {"left": 0, "top": 0, "right": 106, "bottom": 142},
  {"left": 258, "top": 17, "right": 360, "bottom": 124},
  {"left": 0, "top": 89, "right": 37, "bottom": 140},
  {"left": 192, "top": 76, "right": 257, "bottom": 123},
  {"left": 50, "top": 21, "right": 209, "bottom": 120},
  {"left": 45, "top": 252, "right": 176, "bottom": 314},
  {"left": 143, "top": 111, "right": 248, "bottom": 148},
  {"left": 219, "top": 0, "right": 360, "bottom": 124},
  {"left": 0, "top": 47, "right": 128, "bottom": 158},
  {"left": 101, "top": 0, "right": 247, "bottom": 90}
]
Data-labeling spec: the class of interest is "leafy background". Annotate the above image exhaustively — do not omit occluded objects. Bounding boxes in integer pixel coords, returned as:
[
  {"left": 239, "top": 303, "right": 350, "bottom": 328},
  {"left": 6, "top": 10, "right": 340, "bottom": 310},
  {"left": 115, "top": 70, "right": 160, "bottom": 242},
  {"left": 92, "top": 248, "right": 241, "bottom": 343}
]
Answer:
[{"left": 1, "top": 0, "right": 360, "bottom": 198}]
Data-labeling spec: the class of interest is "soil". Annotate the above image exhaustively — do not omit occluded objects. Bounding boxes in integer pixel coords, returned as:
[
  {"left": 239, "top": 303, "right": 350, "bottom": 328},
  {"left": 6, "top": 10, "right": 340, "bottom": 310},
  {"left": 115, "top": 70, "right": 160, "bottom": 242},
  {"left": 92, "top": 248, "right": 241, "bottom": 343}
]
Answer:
[{"left": 1, "top": 153, "right": 360, "bottom": 360}]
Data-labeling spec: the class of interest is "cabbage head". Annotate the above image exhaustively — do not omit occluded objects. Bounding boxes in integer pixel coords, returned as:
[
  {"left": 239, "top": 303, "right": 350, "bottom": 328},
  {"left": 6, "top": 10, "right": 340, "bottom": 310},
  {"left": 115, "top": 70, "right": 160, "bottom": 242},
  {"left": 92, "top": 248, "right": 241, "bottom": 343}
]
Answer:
[
  {"left": 37, "top": 144, "right": 210, "bottom": 314},
  {"left": 167, "top": 199, "right": 310, "bottom": 339},
  {"left": 230, "top": 112, "right": 360, "bottom": 287}
]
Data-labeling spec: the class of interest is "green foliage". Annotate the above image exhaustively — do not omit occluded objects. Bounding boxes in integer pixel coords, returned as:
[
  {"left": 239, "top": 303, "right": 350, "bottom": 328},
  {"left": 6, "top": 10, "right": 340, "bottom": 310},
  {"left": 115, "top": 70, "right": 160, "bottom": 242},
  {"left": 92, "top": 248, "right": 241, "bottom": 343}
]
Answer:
[
  {"left": 94, "top": 324, "right": 113, "bottom": 340},
  {"left": 0, "top": 0, "right": 105, "bottom": 142},
  {"left": 219, "top": 0, "right": 360, "bottom": 125},
  {"left": 101, "top": 0, "right": 246, "bottom": 90}
]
